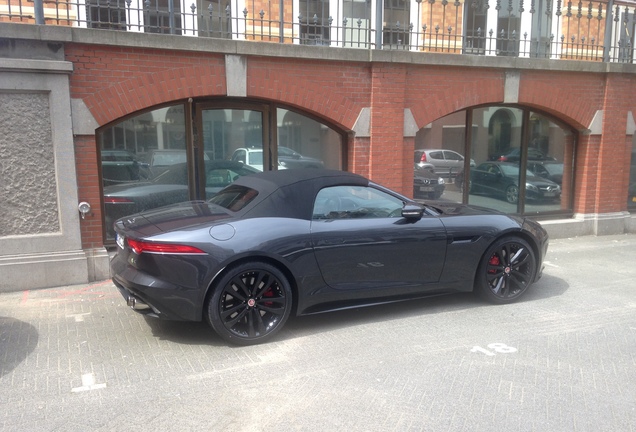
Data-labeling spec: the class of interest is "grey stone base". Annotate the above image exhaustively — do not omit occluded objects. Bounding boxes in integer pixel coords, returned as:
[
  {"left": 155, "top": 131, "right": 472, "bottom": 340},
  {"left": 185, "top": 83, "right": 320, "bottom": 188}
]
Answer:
[
  {"left": 541, "top": 212, "right": 636, "bottom": 239},
  {"left": 0, "top": 248, "right": 111, "bottom": 293}
]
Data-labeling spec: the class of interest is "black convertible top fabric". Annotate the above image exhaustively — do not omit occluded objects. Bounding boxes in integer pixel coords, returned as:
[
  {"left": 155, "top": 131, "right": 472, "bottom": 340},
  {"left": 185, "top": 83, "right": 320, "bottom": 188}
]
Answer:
[{"left": 233, "top": 169, "right": 369, "bottom": 220}]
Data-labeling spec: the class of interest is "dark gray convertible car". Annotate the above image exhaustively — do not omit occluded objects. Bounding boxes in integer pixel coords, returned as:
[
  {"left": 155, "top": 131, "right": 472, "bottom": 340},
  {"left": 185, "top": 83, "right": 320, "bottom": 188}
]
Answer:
[{"left": 111, "top": 169, "right": 548, "bottom": 345}]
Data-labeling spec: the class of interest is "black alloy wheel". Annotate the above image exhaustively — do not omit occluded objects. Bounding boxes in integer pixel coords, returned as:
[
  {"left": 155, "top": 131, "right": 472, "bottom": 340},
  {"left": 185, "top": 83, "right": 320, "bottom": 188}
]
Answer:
[
  {"left": 475, "top": 237, "right": 536, "bottom": 304},
  {"left": 207, "top": 261, "right": 292, "bottom": 345}
]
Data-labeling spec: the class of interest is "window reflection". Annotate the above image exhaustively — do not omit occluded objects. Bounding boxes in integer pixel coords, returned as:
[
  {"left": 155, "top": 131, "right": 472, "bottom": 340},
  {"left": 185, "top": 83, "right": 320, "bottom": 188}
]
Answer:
[
  {"left": 277, "top": 108, "right": 341, "bottom": 169},
  {"left": 415, "top": 106, "right": 574, "bottom": 216},
  {"left": 414, "top": 111, "right": 470, "bottom": 203},
  {"left": 100, "top": 103, "right": 344, "bottom": 242}
]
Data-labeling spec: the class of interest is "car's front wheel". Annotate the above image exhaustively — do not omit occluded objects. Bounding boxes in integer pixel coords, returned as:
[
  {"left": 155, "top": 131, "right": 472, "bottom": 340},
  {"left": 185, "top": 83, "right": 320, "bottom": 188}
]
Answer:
[
  {"left": 206, "top": 261, "right": 292, "bottom": 345},
  {"left": 475, "top": 237, "right": 536, "bottom": 304}
]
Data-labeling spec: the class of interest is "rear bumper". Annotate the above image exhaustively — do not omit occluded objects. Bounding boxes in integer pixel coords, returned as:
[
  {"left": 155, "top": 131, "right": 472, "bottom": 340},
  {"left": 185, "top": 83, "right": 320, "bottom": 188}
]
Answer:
[
  {"left": 110, "top": 252, "right": 204, "bottom": 321},
  {"left": 114, "top": 281, "right": 160, "bottom": 318}
]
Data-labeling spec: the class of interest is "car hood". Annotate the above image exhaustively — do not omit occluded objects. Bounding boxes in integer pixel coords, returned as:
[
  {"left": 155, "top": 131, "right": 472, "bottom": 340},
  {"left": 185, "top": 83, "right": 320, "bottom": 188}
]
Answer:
[
  {"left": 525, "top": 175, "right": 559, "bottom": 187},
  {"left": 504, "top": 174, "right": 559, "bottom": 187},
  {"left": 116, "top": 201, "right": 234, "bottom": 236}
]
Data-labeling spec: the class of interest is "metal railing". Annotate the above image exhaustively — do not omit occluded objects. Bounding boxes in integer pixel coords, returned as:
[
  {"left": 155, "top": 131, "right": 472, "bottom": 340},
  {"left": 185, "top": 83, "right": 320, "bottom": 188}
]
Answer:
[{"left": 1, "top": 0, "right": 634, "bottom": 63}]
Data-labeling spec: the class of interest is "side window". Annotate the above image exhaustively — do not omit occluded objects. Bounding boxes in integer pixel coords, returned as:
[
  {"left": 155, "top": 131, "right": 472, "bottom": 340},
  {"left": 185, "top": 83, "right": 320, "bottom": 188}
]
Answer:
[
  {"left": 429, "top": 151, "right": 444, "bottom": 160},
  {"left": 232, "top": 150, "right": 245, "bottom": 163},
  {"left": 444, "top": 151, "right": 463, "bottom": 161},
  {"left": 313, "top": 186, "right": 404, "bottom": 220}
]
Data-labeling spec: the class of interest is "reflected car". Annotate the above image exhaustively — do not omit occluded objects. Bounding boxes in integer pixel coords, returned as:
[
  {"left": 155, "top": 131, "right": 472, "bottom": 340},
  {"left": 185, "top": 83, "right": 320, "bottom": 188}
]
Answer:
[
  {"left": 101, "top": 150, "right": 150, "bottom": 186},
  {"left": 103, "top": 160, "right": 259, "bottom": 238},
  {"left": 231, "top": 147, "right": 320, "bottom": 170},
  {"left": 414, "top": 149, "right": 475, "bottom": 177},
  {"left": 141, "top": 149, "right": 209, "bottom": 177},
  {"left": 469, "top": 162, "right": 561, "bottom": 204},
  {"left": 527, "top": 161, "right": 564, "bottom": 185},
  {"left": 111, "top": 169, "right": 548, "bottom": 346},
  {"left": 497, "top": 148, "right": 556, "bottom": 163},
  {"left": 413, "top": 165, "right": 445, "bottom": 199},
  {"left": 278, "top": 146, "right": 325, "bottom": 169}
]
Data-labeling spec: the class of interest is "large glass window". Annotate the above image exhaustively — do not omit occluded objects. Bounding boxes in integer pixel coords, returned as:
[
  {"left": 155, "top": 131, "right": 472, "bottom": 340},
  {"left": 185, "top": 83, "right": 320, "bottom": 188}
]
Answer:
[
  {"left": 277, "top": 108, "right": 341, "bottom": 170},
  {"left": 100, "top": 102, "right": 344, "bottom": 242},
  {"left": 144, "top": 0, "right": 183, "bottom": 35},
  {"left": 87, "top": 0, "right": 127, "bottom": 30},
  {"left": 529, "top": 0, "right": 552, "bottom": 58},
  {"left": 464, "top": 0, "right": 488, "bottom": 55},
  {"left": 299, "top": 0, "right": 331, "bottom": 45},
  {"left": 497, "top": 0, "right": 522, "bottom": 56},
  {"left": 383, "top": 0, "right": 410, "bottom": 48},
  {"left": 414, "top": 106, "right": 574, "bottom": 216},
  {"left": 343, "top": 0, "right": 372, "bottom": 48}
]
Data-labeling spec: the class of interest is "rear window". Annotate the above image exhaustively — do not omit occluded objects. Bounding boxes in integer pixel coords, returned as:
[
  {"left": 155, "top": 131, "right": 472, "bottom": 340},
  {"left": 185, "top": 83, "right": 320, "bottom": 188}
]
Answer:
[{"left": 208, "top": 185, "right": 259, "bottom": 212}]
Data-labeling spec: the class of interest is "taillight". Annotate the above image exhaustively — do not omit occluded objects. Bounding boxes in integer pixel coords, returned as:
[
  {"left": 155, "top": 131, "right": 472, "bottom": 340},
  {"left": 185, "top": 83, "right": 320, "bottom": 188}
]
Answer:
[
  {"left": 104, "top": 197, "right": 134, "bottom": 204},
  {"left": 498, "top": 156, "right": 507, "bottom": 161},
  {"left": 420, "top": 153, "right": 427, "bottom": 162},
  {"left": 127, "top": 238, "right": 207, "bottom": 255}
]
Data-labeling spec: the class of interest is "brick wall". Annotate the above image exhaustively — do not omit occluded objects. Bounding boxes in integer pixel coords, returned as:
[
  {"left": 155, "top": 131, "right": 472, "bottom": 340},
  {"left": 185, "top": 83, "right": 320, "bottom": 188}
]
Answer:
[
  {"left": 74, "top": 135, "right": 103, "bottom": 249},
  {"left": 64, "top": 43, "right": 636, "bottom": 246}
]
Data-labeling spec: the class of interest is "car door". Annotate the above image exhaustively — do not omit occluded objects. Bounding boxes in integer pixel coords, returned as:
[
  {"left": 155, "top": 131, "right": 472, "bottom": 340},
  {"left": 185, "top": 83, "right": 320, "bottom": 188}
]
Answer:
[
  {"left": 472, "top": 163, "right": 505, "bottom": 197},
  {"left": 443, "top": 150, "right": 464, "bottom": 176},
  {"left": 310, "top": 185, "right": 448, "bottom": 297},
  {"left": 428, "top": 150, "right": 447, "bottom": 174}
]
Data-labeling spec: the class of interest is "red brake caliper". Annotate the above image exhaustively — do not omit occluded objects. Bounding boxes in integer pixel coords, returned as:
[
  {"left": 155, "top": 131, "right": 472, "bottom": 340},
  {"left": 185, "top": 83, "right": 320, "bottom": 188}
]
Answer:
[
  {"left": 488, "top": 255, "right": 500, "bottom": 274},
  {"left": 263, "top": 288, "right": 274, "bottom": 307}
]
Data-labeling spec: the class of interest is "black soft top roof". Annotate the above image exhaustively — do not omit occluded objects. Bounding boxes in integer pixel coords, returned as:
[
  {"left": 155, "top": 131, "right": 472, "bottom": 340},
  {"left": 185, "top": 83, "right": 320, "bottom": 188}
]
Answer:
[{"left": 232, "top": 169, "right": 370, "bottom": 220}]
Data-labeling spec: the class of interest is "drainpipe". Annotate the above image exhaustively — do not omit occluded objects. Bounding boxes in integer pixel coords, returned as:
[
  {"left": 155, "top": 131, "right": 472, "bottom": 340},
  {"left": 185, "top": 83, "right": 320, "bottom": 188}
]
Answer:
[
  {"left": 375, "top": 0, "right": 383, "bottom": 48},
  {"left": 169, "top": 0, "right": 175, "bottom": 34},
  {"left": 603, "top": 0, "right": 614, "bottom": 62},
  {"left": 34, "top": 0, "right": 45, "bottom": 24},
  {"left": 280, "top": 0, "right": 284, "bottom": 43}
]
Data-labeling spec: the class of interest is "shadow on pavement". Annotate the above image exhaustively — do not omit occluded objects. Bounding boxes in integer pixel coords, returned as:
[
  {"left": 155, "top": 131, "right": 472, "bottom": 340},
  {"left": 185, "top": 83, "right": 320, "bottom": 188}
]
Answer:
[
  {"left": 0, "top": 317, "right": 39, "bottom": 378},
  {"left": 143, "top": 316, "right": 226, "bottom": 346},
  {"left": 140, "top": 273, "right": 569, "bottom": 346}
]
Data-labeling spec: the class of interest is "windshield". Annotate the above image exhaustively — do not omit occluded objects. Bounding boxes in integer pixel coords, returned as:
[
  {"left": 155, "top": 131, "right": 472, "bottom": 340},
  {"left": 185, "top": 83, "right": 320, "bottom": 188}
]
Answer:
[{"left": 499, "top": 164, "right": 534, "bottom": 178}]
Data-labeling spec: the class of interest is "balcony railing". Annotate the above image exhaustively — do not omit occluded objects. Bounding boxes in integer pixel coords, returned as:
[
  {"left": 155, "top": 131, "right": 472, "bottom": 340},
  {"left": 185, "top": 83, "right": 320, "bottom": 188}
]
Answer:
[{"left": 1, "top": 0, "right": 634, "bottom": 63}]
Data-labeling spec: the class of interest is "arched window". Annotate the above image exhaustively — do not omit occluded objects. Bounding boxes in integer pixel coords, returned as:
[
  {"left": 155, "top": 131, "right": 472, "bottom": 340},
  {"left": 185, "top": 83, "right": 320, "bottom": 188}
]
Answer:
[
  {"left": 99, "top": 100, "right": 345, "bottom": 241},
  {"left": 414, "top": 106, "right": 574, "bottom": 216}
]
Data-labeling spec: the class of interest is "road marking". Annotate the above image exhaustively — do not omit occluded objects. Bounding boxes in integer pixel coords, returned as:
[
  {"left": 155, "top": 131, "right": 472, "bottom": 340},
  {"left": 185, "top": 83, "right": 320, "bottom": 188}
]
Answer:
[
  {"left": 71, "top": 373, "right": 106, "bottom": 393},
  {"left": 66, "top": 313, "right": 91, "bottom": 322}
]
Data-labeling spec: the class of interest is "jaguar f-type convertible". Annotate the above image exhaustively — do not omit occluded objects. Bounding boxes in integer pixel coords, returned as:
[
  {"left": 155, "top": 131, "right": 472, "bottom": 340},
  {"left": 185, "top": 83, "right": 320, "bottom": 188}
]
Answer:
[{"left": 111, "top": 169, "right": 548, "bottom": 345}]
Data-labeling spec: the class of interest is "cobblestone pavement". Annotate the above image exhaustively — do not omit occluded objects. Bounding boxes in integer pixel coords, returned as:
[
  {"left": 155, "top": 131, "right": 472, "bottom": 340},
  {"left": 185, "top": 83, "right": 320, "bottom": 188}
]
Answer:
[{"left": 1, "top": 234, "right": 635, "bottom": 432}]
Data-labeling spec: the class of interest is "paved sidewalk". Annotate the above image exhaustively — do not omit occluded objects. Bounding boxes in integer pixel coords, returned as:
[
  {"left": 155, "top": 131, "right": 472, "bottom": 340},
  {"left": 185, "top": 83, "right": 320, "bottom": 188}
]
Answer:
[{"left": 1, "top": 234, "right": 635, "bottom": 431}]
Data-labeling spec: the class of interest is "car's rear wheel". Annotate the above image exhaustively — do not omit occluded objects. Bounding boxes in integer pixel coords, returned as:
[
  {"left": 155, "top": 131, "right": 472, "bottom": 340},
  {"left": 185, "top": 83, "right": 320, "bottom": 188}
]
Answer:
[
  {"left": 505, "top": 185, "right": 519, "bottom": 203},
  {"left": 207, "top": 261, "right": 292, "bottom": 346},
  {"left": 475, "top": 237, "right": 536, "bottom": 304}
]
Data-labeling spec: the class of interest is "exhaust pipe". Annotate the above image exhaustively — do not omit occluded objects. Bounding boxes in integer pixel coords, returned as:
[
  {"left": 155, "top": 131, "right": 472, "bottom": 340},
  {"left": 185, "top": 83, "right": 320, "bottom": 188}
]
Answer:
[{"left": 127, "top": 295, "right": 151, "bottom": 311}]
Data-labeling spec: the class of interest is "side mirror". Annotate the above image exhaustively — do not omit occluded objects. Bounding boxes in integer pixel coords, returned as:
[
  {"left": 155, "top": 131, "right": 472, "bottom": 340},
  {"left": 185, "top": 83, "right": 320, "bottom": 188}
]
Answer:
[{"left": 402, "top": 204, "right": 423, "bottom": 219}]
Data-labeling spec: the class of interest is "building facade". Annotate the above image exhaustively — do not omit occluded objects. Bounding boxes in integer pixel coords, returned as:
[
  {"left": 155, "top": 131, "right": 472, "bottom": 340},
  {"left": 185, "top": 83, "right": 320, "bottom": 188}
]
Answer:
[{"left": 0, "top": 0, "right": 635, "bottom": 291}]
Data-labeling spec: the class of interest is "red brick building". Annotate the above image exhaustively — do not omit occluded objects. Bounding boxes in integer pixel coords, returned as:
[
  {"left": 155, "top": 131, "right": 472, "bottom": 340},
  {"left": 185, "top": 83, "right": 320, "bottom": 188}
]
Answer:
[{"left": 0, "top": 7, "right": 635, "bottom": 289}]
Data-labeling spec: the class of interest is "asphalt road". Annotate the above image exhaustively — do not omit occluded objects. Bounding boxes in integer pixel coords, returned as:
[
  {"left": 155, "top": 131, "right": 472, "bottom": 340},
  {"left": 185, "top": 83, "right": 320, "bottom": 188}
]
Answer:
[{"left": 1, "top": 234, "right": 635, "bottom": 431}]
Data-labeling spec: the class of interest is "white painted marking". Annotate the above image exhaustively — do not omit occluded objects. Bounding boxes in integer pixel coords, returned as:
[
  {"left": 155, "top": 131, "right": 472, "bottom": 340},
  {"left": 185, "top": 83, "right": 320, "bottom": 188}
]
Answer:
[
  {"left": 471, "top": 343, "right": 517, "bottom": 356},
  {"left": 67, "top": 313, "right": 91, "bottom": 322},
  {"left": 71, "top": 373, "right": 107, "bottom": 393}
]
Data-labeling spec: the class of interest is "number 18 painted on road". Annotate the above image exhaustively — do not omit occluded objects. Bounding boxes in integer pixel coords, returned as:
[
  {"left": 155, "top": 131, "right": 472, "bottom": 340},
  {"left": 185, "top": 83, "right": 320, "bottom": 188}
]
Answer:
[{"left": 471, "top": 343, "right": 518, "bottom": 356}]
